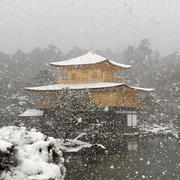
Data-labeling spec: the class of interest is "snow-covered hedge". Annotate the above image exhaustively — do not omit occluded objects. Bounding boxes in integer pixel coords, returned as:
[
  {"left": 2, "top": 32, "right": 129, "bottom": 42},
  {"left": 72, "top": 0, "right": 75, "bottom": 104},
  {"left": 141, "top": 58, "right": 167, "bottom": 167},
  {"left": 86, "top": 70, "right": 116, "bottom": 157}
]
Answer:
[{"left": 0, "top": 126, "right": 66, "bottom": 180}]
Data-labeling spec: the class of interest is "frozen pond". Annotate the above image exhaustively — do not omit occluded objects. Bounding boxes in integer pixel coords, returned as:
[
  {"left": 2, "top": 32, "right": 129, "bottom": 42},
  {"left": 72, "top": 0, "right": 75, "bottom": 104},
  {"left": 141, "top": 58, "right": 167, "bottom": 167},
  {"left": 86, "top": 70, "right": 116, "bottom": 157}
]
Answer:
[{"left": 65, "top": 137, "right": 180, "bottom": 180}]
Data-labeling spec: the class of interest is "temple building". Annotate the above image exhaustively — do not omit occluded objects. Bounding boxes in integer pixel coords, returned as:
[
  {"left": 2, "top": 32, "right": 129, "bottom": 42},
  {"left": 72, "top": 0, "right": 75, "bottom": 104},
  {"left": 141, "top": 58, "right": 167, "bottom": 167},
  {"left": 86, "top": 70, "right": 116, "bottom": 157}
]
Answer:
[{"left": 23, "top": 50, "right": 154, "bottom": 128}]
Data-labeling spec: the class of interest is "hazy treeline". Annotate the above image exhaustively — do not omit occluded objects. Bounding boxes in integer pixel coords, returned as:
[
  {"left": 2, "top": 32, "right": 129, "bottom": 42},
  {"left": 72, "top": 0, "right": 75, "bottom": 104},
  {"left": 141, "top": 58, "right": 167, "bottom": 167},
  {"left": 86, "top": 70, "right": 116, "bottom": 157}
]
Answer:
[{"left": 0, "top": 39, "right": 179, "bottom": 128}]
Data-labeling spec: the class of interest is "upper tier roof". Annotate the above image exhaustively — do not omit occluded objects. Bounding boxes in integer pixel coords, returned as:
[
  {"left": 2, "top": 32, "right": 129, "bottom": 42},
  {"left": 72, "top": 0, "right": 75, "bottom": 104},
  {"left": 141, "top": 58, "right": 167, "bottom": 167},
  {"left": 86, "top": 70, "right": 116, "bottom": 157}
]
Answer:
[
  {"left": 49, "top": 52, "right": 131, "bottom": 68},
  {"left": 26, "top": 82, "right": 154, "bottom": 92}
]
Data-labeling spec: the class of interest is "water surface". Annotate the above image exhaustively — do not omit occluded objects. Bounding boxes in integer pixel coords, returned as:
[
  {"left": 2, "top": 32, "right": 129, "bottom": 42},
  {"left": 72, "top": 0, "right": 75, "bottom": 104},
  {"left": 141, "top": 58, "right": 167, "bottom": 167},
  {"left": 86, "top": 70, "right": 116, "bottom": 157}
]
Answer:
[{"left": 65, "top": 137, "right": 180, "bottom": 180}]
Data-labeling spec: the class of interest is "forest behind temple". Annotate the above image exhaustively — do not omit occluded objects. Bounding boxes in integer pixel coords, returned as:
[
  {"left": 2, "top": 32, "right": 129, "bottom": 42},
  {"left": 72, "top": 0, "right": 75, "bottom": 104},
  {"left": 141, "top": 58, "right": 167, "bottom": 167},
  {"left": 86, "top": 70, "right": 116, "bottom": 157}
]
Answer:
[{"left": 0, "top": 39, "right": 179, "bottom": 129}]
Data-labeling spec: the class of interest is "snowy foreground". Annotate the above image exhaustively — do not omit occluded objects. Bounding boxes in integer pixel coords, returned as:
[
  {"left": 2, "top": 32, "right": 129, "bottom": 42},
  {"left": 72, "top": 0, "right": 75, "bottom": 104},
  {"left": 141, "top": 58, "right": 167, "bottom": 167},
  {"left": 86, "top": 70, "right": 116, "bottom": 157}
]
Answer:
[
  {"left": 0, "top": 126, "right": 66, "bottom": 180},
  {"left": 0, "top": 126, "right": 105, "bottom": 180},
  {"left": 0, "top": 125, "right": 179, "bottom": 180}
]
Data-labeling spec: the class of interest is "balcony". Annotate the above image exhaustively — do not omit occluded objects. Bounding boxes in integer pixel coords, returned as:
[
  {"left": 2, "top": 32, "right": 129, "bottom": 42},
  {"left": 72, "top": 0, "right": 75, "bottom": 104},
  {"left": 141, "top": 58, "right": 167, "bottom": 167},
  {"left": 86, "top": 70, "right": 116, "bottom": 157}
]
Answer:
[{"left": 113, "top": 76, "right": 124, "bottom": 83}]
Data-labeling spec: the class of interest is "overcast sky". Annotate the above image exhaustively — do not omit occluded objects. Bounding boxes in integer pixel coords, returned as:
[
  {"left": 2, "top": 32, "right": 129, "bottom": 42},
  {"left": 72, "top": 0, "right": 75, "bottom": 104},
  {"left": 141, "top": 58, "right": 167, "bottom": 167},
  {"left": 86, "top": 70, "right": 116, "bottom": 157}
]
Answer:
[{"left": 0, "top": 0, "right": 179, "bottom": 55}]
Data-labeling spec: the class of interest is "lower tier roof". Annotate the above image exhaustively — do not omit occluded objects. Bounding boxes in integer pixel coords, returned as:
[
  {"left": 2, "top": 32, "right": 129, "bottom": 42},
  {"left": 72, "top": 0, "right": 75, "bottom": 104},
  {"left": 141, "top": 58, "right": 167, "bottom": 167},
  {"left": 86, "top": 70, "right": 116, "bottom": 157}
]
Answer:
[{"left": 26, "top": 82, "right": 154, "bottom": 92}]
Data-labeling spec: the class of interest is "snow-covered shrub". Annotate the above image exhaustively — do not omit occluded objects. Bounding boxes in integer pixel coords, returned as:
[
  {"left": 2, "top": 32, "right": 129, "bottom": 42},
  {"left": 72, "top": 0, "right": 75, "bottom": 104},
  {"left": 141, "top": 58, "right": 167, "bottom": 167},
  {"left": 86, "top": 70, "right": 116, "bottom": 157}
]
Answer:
[{"left": 0, "top": 126, "right": 66, "bottom": 180}]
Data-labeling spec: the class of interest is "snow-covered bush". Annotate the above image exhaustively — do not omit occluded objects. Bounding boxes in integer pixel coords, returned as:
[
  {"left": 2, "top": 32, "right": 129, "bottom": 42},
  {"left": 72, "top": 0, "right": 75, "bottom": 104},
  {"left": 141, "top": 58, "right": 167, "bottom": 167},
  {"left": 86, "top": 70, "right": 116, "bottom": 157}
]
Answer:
[{"left": 0, "top": 126, "right": 66, "bottom": 180}]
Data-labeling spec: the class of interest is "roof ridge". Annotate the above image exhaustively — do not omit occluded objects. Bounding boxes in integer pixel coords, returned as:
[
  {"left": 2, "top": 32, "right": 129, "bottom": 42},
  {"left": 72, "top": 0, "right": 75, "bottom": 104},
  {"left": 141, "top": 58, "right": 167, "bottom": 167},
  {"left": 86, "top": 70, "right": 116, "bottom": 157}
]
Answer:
[{"left": 49, "top": 52, "right": 131, "bottom": 68}]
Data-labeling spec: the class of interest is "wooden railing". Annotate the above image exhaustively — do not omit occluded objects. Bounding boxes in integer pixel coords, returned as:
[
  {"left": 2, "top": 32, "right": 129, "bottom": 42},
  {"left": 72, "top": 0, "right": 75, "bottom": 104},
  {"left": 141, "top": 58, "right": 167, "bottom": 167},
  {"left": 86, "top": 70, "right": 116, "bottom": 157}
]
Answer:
[
  {"left": 37, "top": 101, "right": 145, "bottom": 109},
  {"left": 113, "top": 76, "right": 124, "bottom": 83}
]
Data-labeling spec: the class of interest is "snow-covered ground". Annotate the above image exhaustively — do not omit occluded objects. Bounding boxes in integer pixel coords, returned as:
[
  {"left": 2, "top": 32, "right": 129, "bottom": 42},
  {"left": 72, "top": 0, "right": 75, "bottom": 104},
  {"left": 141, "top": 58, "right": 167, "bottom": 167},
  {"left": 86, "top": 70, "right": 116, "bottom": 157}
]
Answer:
[
  {"left": 140, "top": 124, "right": 179, "bottom": 139},
  {"left": 56, "top": 138, "right": 105, "bottom": 153},
  {"left": 0, "top": 126, "right": 66, "bottom": 180},
  {"left": 0, "top": 124, "right": 178, "bottom": 180}
]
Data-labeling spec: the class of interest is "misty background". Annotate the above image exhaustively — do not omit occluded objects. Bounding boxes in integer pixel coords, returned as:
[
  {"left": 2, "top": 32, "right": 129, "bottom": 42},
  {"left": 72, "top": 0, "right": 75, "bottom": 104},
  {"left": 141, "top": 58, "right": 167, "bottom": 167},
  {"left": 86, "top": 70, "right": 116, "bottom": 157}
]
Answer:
[{"left": 0, "top": 0, "right": 179, "bottom": 55}]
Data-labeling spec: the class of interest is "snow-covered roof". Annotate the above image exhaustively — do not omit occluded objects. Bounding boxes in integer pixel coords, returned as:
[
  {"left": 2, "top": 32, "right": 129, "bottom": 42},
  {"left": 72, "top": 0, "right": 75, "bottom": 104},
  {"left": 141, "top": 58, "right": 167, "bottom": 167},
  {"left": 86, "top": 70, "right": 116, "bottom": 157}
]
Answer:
[
  {"left": 19, "top": 109, "right": 44, "bottom": 117},
  {"left": 26, "top": 82, "right": 154, "bottom": 92},
  {"left": 49, "top": 52, "right": 131, "bottom": 68},
  {"left": 108, "top": 60, "right": 131, "bottom": 68},
  {"left": 26, "top": 83, "right": 123, "bottom": 91},
  {"left": 128, "top": 86, "right": 154, "bottom": 92}
]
